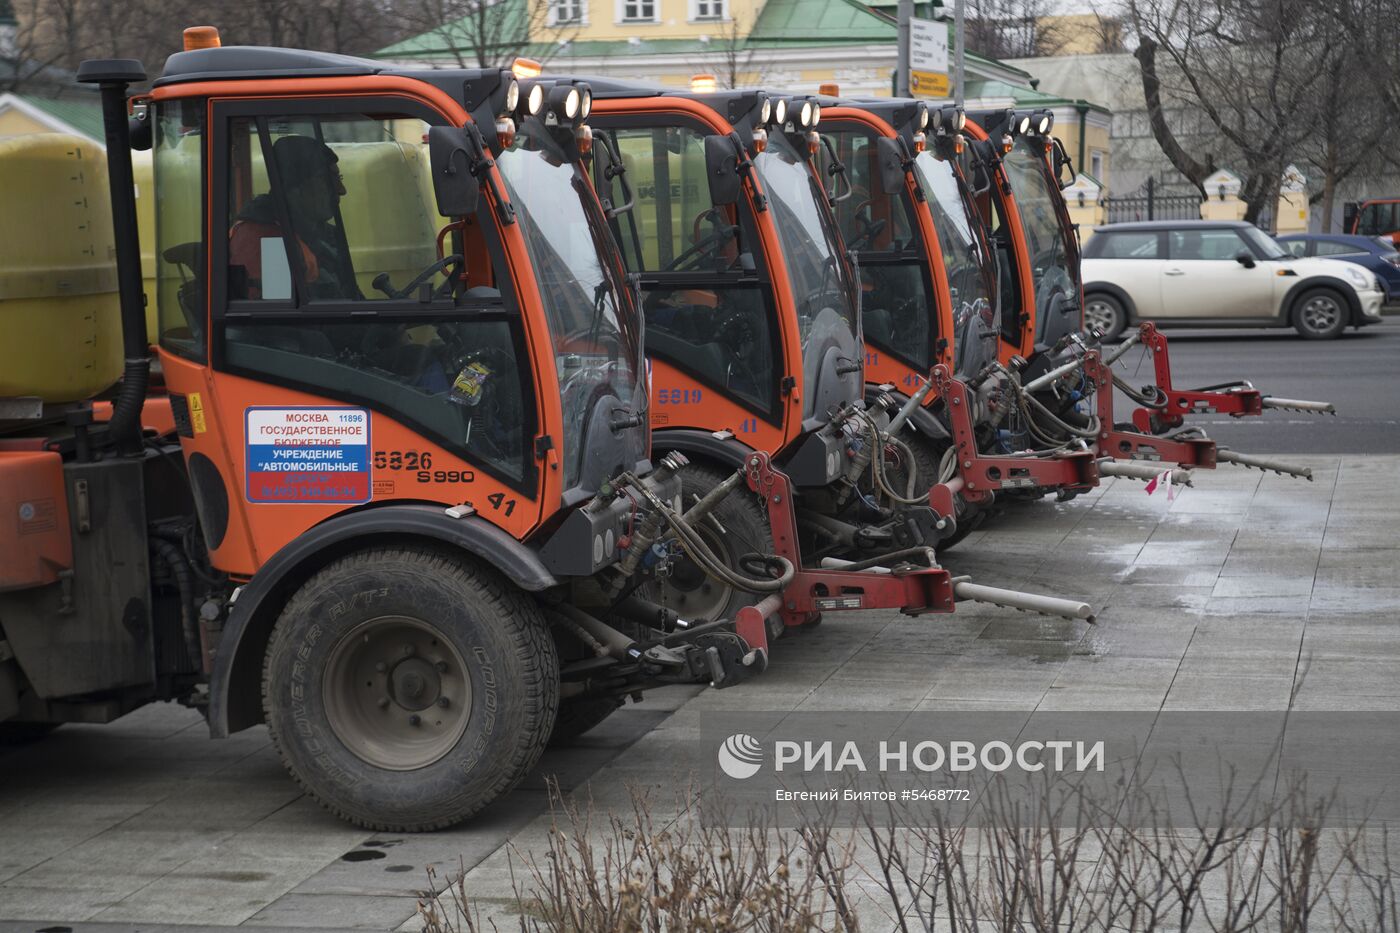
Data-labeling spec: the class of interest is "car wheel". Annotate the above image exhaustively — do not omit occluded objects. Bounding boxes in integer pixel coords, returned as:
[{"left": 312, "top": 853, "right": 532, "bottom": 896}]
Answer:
[
  {"left": 1291, "top": 288, "right": 1348, "bottom": 339},
  {"left": 1083, "top": 293, "right": 1127, "bottom": 340}
]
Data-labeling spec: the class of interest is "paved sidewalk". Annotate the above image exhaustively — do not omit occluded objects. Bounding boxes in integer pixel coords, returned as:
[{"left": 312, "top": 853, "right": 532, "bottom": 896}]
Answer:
[{"left": 1, "top": 455, "right": 1396, "bottom": 932}]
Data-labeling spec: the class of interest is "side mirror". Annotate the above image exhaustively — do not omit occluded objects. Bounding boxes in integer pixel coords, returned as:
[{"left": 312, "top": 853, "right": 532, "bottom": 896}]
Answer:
[
  {"left": 1051, "top": 137, "right": 1074, "bottom": 190},
  {"left": 428, "top": 125, "right": 481, "bottom": 217},
  {"left": 703, "top": 135, "right": 743, "bottom": 206},
  {"left": 875, "top": 136, "right": 906, "bottom": 196},
  {"left": 1234, "top": 249, "right": 1256, "bottom": 268}
]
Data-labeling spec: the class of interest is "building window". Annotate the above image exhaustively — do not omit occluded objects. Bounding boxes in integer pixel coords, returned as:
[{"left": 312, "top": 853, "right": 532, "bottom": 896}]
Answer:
[
  {"left": 550, "top": 0, "right": 584, "bottom": 24},
  {"left": 619, "top": 0, "right": 658, "bottom": 22},
  {"left": 692, "top": 0, "right": 726, "bottom": 20},
  {"left": 1090, "top": 150, "right": 1104, "bottom": 180}
]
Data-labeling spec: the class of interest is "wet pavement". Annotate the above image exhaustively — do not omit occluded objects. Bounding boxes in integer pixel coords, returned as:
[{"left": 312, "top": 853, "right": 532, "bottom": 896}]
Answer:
[{"left": 0, "top": 455, "right": 1397, "bottom": 932}]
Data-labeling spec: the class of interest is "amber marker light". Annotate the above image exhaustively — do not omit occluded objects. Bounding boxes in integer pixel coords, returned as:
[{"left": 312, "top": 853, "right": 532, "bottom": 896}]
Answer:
[
  {"left": 183, "top": 26, "right": 221, "bottom": 50},
  {"left": 512, "top": 57, "right": 543, "bottom": 79}
]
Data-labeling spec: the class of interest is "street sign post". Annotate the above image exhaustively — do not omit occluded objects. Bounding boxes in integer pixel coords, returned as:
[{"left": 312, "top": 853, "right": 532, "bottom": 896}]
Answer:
[{"left": 909, "top": 16, "right": 949, "bottom": 99}]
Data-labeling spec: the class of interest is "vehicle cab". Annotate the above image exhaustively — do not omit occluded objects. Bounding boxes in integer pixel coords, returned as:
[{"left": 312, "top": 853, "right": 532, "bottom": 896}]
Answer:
[
  {"left": 964, "top": 109, "right": 1082, "bottom": 358},
  {"left": 146, "top": 47, "right": 650, "bottom": 579},
  {"left": 587, "top": 84, "right": 866, "bottom": 493}
]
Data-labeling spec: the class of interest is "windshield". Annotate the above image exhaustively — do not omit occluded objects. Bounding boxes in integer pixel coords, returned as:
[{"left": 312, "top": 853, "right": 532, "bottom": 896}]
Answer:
[
  {"left": 754, "top": 132, "right": 862, "bottom": 418},
  {"left": 913, "top": 149, "right": 998, "bottom": 375},
  {"left": 1000, "top": 137, "right": 1080, "bottom": 343},
  {"left": 497, "top": 127, "right": 643, "bottom": 491},
  {"left": 1240, "top": 225, "right": 1289, "bottom": 260}
]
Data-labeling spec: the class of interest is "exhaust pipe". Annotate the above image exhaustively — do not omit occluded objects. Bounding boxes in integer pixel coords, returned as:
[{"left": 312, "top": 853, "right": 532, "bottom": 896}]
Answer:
[
  {"left": 1261, "top": 397, "right": 1336, "bottom": 415},
  {"left": 78, "top": 59, "right": 150, "bottom": 456},
  {"left": 1215, "top": 449, "right": 1314, "bottom": 481},
  {"left": 1096, "top": 458, "right": 1194, "bottom": 487}
]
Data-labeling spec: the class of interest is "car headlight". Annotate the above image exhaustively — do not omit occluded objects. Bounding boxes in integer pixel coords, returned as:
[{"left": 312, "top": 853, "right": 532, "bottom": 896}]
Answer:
[{"left": 1342, "top": 266, "right": 1370, "bottom": 289}]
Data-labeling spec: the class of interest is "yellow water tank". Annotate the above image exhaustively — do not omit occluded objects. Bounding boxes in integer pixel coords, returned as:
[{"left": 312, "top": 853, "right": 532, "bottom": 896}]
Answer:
[{"left": 0, "top": 134, "right": 122, "bottom": 403}]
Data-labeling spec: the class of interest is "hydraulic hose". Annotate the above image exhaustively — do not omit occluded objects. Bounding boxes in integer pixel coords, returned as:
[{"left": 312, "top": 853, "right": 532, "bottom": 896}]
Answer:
[
  {"left": 622, "top": 472, "right": 796, "bottom": 594},
  {"left": 150, "top": 537, "right": 201, "bottom": 669}
]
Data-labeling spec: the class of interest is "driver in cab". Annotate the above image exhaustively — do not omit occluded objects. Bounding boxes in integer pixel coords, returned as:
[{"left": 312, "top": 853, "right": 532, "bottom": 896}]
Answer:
[{"left": 228, "top": 135, "right": 359, "bottom": 300}]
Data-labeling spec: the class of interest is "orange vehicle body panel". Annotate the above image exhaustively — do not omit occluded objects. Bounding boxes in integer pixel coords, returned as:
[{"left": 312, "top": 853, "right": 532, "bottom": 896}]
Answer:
[
  {"left": 823, "top": 107, "right": 956, "bottom": 403},
  {"left": 0, "top": 451, "right": 73, "bottom": 591},
  {"left": 963, "top": 119, "right": 1036, "bottom": 363},
  {"left": 149, "top": 75, "right": 577, "bottom": 576},
  {"left": 591, "top": 97, "right": 808, "bottom": 457}
]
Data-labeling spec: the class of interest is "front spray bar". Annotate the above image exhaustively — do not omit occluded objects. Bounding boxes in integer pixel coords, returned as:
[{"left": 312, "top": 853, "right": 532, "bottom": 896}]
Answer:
[{"left": 1104, "top": 323, "right": 1335, "bottom": 433}]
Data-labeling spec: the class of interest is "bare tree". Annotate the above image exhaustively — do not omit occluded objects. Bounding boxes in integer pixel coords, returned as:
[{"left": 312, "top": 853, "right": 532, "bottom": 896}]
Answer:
[
  {"left": 9, "top": 0, "right": 406, "bottom": 83},
  {"left": 393, "top": 0, "right": 576, "bottom": 70},
  {"left": 1127, "top": 0, "right": 1347, "bottom": 225},
  {"left": 712, "top": 11, "right": 764, "bottom": 90}
]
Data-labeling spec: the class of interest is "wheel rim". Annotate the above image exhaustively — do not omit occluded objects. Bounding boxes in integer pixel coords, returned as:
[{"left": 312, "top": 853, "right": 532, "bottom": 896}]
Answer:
[
  {"left": 1084, "top": 299, "right": 1118, "bottom": 333},
  {"left": 323, "top": 615, "right": 472, "bottom": 771},
  {"left": 655, "top": 518, "right": 734, "bottom": 622},
  {"left": 1300, "top": 296, "right": 1341, "bottom": 333}
]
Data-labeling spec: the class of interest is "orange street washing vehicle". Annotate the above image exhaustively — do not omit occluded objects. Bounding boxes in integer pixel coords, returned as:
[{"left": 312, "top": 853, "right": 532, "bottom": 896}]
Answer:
[
  {"left": 583, "top": 81, "right": 1093, "bottom": 624},
  {"left": 816, "top": 95, "right": 1124, "bottom": 543},
  {"left": 1344, "top": 197, "right": 1400, "bottom": 246},
  {"left": 959, "top": 108, "right": 1331, "bottom": 481},
  {"left": 0, "top": 35, "right": 1093, "bottom": 831}
]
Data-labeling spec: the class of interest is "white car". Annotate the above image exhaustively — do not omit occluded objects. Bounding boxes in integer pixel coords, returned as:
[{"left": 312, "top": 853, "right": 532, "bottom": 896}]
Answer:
[{"left": 1081, "top": 220, "right": 1386, "bottom": 339}]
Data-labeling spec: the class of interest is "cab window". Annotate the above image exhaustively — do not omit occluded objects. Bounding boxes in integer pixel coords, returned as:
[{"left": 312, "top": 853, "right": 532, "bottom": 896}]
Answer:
[
  {"left": 822, "top": 128, "right": 933, "bottom": 371},
  {"left": 153, "top": 99, "right": 206, "bottom": 362},
  {"left": 215, "top": 104, "right": 537, "bottom": 490},
  {"left": 593, "top": 123, "right": 778, "bottom": 418},
  {"left": 1358, "top": 202, "right": 1398, "bottom": 236}
]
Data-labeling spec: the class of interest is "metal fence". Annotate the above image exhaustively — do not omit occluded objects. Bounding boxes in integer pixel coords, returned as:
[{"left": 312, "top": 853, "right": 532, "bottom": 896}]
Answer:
[{"left": 1104, "top": 178, "right": 1203, "bottom": 223}]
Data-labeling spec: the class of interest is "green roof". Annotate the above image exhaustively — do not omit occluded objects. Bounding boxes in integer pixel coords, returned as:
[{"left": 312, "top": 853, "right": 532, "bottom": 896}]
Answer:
[
  {"left": 14, "top": 94, "right": 105, "bottom": 140},
  {"left": 962, "top": 77, "right": 1109, "bottom": 112},
  {"left": 748, "top": 0, "right": 897, "bottom": 44}
]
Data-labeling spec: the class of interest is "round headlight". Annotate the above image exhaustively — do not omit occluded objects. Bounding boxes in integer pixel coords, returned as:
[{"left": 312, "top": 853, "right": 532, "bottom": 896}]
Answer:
[
  {"left": 504, "top": 78, "right": 520, "bottom": 114},
  {"left": 580, "top": 87, "right": 592, "bottom": 118},
  {"left": 810, "top": 102, "right": 821, "bottom": 126},
  {"left": 1016, "top": 114, "right": 1031, "bottom": 135},
  {"left": 527, "top": 83, "right": 544, "bottom": 115},
  {"left": 918, "top": 105, "right": 930, "bottom": 130},
  {"left": 1037, "top": 114, "right": 1051, "bottom": 134},
  {"left": 563, "top": 87, "right": 581, "bottom": 119},
  {"left": 774, "top": 98, "right": 788, "bottom": 125},
  {"left": 760, "top": 98, "right": 772, "bottom": 124},
  {"left": 798, "top": 100, "right": 813, "bottom": 128},
  {"left": 955, "top": 110, "right": 966, "bottom": 131}
]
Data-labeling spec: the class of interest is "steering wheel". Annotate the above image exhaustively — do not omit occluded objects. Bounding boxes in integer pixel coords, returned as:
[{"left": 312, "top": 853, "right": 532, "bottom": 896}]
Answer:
[
  {"left": 663, "top": 211, "right": 739, "bottom": 272},
  {"left": 373, "top": 253, "right": 464, "bottom": 300},
  {"left": 846, "top": 215, "right": 888, "bottom": 252}
]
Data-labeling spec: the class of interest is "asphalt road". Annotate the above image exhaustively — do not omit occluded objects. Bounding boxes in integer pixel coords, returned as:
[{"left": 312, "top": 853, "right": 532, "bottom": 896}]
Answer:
[{"left": 1110, "top": 317, "right": 1400, "bottom": 454}]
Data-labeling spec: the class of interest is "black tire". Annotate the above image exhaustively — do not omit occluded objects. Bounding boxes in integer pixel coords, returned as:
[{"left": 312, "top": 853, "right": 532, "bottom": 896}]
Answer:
[
  {"left": 1083, "top": 293, "right": 1127, "bottom": 340},
  {"left": 650, "top": 460, "right": 773, "bottom": 622},
  {"left": 887, "top": 432, "right": 979, "bottom": 551},
  {"left": 1291, "top": 288, "right": 1348, "bottom": 339},
  {"left": 261, "top": 547, "right": 558, "bottom": 832},
  {"left": 549, "top": 696, "right": 624, "bottom": 744},
  {"left": 0, "top": 722, "right": 58, "bottom": 745}
]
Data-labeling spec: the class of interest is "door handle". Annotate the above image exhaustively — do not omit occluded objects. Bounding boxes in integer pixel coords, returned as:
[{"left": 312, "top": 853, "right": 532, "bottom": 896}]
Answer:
[{"left": 1164, "top": 269, "right": 1185, "bottom": 276}]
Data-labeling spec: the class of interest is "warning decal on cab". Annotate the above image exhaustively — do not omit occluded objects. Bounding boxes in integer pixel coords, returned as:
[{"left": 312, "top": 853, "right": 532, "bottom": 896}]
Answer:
[{"left": 245, "top": 407, "right": 371, "bottom": 504}]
